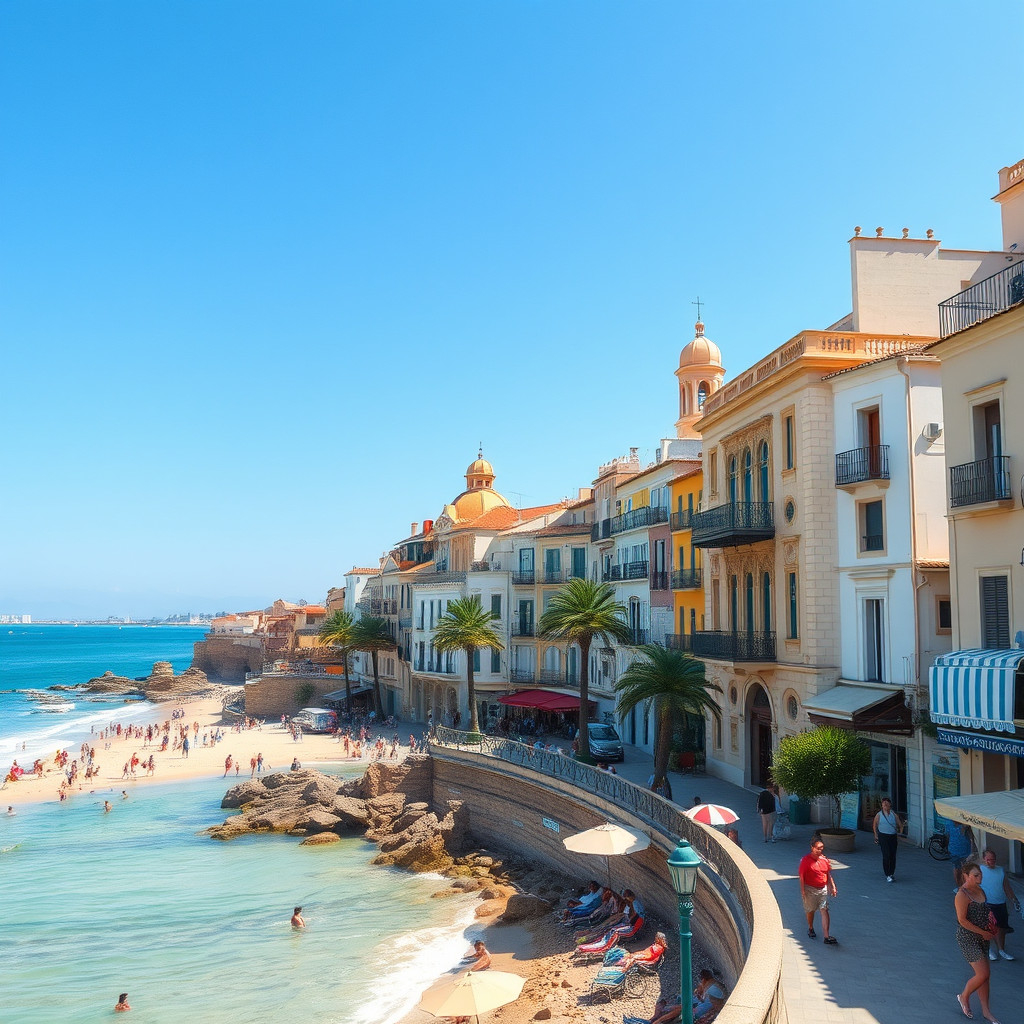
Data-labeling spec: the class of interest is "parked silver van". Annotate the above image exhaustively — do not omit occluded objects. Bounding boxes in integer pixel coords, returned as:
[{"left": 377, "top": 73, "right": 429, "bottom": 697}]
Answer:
[{"left": 587, "top": 722, "right": 624, "bottom": 762}]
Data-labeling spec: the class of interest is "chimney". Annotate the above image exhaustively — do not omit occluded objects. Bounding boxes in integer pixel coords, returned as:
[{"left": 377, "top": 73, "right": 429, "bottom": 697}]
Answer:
[
  {"left": 410, "top": 522, "right": 419, "bottom": 537},
  {"left": 422, "top": 519, "right": 433, "bottom": 535}
]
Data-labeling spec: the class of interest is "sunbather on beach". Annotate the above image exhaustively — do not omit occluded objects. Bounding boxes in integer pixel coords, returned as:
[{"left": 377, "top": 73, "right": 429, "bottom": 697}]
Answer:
[
  {"left": 692, "top": 969, "right": 726, "bottom": 1023},
  {"left": 618, "top": 931, "right": 667, "bottom": 968},
  {"left": 465, "top": 939, "right": 491, "bottom": 971},
  {"left": 560, "top": 880, "right": 602, "bottom": 922}
]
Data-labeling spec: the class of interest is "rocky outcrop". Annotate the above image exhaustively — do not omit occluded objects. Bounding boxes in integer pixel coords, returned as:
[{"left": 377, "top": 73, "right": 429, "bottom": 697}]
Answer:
[{"left": 49, "top": 662, "right": 217, "bottom": 703}]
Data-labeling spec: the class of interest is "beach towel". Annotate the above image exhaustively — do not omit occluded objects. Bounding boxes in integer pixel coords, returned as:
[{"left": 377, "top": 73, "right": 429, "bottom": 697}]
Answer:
[{"left": 592, "top": 966, "right": 627, "bottom": 987}]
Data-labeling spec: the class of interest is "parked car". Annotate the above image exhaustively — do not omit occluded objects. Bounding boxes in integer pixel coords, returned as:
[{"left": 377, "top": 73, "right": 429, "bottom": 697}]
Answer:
[{"left": 587, "top": 722, "right": 624, "bottom": 762}]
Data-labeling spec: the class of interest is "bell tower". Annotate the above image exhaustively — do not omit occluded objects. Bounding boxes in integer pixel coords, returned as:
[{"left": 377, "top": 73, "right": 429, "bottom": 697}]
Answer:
[{"left": 675, "top": 317, "right": 725, "bottom": 440}]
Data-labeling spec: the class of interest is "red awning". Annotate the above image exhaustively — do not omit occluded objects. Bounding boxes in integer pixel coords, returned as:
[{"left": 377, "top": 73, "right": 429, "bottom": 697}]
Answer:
[{"left": 497, "top": 689, "right": 591, "bottom": 712}]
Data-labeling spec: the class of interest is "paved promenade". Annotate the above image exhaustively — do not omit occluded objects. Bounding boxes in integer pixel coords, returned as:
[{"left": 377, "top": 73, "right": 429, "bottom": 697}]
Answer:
[{"left": 606, "top": 741, "right": 1021, "bottom": 1024}]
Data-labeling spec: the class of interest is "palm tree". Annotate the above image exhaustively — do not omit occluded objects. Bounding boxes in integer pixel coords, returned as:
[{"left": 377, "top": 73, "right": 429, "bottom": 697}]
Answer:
[
  {"left": 317, "top": 609, "right": 358, "bottom": 712},
  {"left": 432, "top": 596, "right": 504, "bottom": 736},
  {"left": 614, "top": 644, "right": 722, "bottom": 797},
  {"left": 537, "top": 579, "right": 631, "bottom": 763},
  {"left": 353, "top": 615, "right": 397, "bottom": 718}
]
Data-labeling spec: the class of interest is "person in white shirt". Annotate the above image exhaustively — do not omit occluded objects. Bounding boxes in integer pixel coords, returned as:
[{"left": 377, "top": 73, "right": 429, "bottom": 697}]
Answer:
[{"left": 980, "top": 848, "right": 1020, "bottom": 961}]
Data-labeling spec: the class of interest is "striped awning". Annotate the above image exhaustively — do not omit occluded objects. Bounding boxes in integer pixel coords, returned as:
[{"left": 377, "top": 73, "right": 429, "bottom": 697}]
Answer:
[{"left": 929, "top": 649, "right": 1024, "bottom": 733}]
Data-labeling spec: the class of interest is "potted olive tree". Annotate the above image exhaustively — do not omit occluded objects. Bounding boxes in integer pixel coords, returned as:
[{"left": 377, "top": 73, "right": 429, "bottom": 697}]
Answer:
[{"left": 770, "top": 727, "right": 871, "bottom": 853}]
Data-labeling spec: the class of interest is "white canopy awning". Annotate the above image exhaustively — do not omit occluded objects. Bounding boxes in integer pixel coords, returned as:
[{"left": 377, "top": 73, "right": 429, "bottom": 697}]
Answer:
[
  {"left": 929, "top": 648, "right": 1024, "bottom": 733},
  {"left": 933, "top": 788, "right": 1024, "bottom": 843}
]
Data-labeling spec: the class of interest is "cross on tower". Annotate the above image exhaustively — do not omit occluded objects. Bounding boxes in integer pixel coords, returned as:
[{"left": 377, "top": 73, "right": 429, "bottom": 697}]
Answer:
[{"left": 692, "top": 296, "right": 704, "bottom": 321}]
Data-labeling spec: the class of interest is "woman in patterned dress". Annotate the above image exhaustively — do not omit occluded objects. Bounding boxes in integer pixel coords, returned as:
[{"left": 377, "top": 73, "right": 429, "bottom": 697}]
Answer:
[{"left": 955, "top": 863, "right": 1000, "bottom": 1022}]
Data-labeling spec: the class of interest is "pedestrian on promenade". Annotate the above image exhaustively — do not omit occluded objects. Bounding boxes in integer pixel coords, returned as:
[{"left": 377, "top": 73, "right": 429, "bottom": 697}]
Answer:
[
  {"left": 757, "top": 784, "right": 776, "bottom": 843},
  {"left": 955, "top": 862, "right": 1000, "bottom": 1022},
  {"left": 949, "top": 822, "right": 977, "bottom": 890},
  {"left": 980, "top": 848, "right": 1020, "bottom": 961},
  {"left": 871, "top": 796, "right": 904, "bottom": 882},
  {"left": 799, "top": 837, "right": 838, "bottom": 944}
]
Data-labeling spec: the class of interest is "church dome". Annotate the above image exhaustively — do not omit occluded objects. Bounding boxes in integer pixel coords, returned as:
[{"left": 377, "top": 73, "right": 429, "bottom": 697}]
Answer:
[
  {"left": 466, "top": 455, "right": 494, "bottom": 478},
  {"left": 449, "top": 486, "right": 510, "bottom": 520},
  {"left": 679, "top": 321, "right": 722, "bottom": 368}
]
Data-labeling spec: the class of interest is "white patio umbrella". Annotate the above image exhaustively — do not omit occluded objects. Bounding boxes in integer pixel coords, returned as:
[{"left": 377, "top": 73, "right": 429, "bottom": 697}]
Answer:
[
  {"left": 562, "top": 821, "right": 650, "bottom": 886},
  {"left": 684, "top": 803, "right": 740, "bottom": 827},
  {"left": 418, "top": 969, "right": 526, "bottom": 1024}
]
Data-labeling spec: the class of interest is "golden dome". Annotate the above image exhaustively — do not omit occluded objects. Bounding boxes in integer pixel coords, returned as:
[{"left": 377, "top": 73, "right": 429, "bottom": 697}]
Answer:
[
  {"left": 679, "top": 321, "right": 722, "bottom": 368},
  {"left": 466, "top": 456, "right": 494, "bottom": 478},
  {"left": 450, "top": 486, "right": 511, "bottom": 520}
]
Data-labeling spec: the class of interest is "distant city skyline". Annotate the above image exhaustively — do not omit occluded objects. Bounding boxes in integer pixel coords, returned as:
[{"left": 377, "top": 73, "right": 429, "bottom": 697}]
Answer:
[{"left": 1, "top": 1, "right": 1020, "bottom": 618}]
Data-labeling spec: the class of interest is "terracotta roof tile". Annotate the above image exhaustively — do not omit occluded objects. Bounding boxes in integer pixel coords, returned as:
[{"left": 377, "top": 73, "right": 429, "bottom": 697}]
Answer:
[
  {"left": 449, "top": 502, "right": 564, "bottom": 532},
  {"left": 346, "top": 567, "right": 380, "bottom": 576},
  {"left": 533, "top": 521, "right": 593, "bottom": 537}
]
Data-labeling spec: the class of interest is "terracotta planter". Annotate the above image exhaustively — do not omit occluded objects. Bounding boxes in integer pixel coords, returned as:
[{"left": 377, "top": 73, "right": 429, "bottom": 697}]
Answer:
[{"left": 817, "top": 828, "right": 856, "bottom": 854}]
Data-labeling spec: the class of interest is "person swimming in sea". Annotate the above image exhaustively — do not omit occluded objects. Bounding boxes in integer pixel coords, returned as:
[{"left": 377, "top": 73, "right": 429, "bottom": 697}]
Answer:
[
  {"left": 114, "top": 992, "right": 131, "bottom": 1012},
  {"left": 291, "top": 906, "right": 305, "bottom": 929}
]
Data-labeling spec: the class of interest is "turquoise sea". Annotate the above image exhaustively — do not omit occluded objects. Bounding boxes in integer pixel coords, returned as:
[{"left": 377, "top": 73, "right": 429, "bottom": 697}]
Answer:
[{"left": 1, "top": 626, "right": 481, "bottom": 1023}]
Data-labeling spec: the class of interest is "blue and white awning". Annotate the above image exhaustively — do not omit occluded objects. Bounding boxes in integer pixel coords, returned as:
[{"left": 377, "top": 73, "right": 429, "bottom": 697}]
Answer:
[{"left": 929, "top": 649, "right": 1024, "bottom": 733}]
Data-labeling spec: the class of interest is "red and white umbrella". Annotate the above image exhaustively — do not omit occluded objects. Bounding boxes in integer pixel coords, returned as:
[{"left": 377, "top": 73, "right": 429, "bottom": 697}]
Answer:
[{"left": 684, "top": 803, "right": 739, "bottom": 826}]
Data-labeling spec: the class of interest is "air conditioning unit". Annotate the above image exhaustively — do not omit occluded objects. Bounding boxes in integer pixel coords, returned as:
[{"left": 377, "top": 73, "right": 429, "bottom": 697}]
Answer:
[{"left": 923, "top": 422, "right": 943, "bottom": 441}]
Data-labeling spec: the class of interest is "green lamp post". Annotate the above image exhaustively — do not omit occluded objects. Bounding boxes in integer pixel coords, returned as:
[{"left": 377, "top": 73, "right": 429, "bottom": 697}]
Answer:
[{"left": 667, "top": 838, "right": 702, "bottom": 1024}]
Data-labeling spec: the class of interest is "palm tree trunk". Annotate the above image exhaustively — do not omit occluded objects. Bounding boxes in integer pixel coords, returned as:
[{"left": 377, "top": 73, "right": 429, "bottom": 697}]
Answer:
[
  {"left": 466, "top": 646, "right": 480, "bottom": 734},
  {"left": 343, "top": 651, "right": 351, "bottom": 714},
  {"left": 652, "top": 700, "right": 673, "bottom": 796},
  {"left": 576, "top": 637, "right": 592, "bottom": 762},
  {"left": 371, "top": 650, "right": 383, "bottom": 718}
]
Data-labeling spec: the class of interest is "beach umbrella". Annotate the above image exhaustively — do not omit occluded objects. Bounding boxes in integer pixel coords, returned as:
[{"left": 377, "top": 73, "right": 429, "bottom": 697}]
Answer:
[
  {"left": 684, "top": 803, "right": 739, "bottom": 827},
  {"left": 418, "top": 969, "right": 526, "bottom": 1024},
  {"left": 562, "top": 822, "right": 650, "bottom": 886}
]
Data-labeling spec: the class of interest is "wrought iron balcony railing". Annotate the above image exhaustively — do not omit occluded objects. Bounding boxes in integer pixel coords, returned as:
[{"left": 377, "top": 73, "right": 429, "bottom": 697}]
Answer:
[
  {"left": 510, "top": 668, "right": 536, "bottom": 684},
  {"left": 622, "top": 560, "right": 649, "bottom": 580},
  {"left": 511, "top": 622, "right": 535, "bottom": 637},
  {"left": 692, "top": 630, "right": 777, "bottom": 662},
  {"left": 664, "top": 633, "right": 693, "bottom": 651},
  {"left": 949, "top": 455, "right": 1012, "bottom": 508},
  {"left": 511, "top": 570, "right": 536, "bottom": 586},
  {"left": 670, "top": 510, "right": 693, "bottom": 531},
  {"left": 542, "top": 568, "right": 567, "bottom": 584},
  {"left": 692, "top": 502, "right": 775, "bottom": 548},
  {"left": 624, "top": 628, "right": 651, "bottom": 646},
  {"left": 835, "top": 445, "right": 890, "bottom": 486},
  {"left": 591, "top": 505, "right": 669, "bottom": 541},
  {"left": 939, "top": 259, "right": 1024, "bottom": 338},
  {"left": 671, "top": 568, "right": 703, "bottom": 590},
  {"left": 650, "top": 571, "right": 669, "bottom": 591}
]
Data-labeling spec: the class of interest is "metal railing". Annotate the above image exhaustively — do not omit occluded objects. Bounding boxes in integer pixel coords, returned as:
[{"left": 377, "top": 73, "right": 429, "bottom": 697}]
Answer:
[
  {"left": 664, "top": 633, "right": 693, "bottom": 651},
  {"left": 591, "top": 505, "right": 669, "bottom": 540},
  {"left": 835, "top": 445, "right": 890, "bottom": 486},
  {"left": 538, "top": 668, "right": 578, "bottom": 687},
  {"left": 510, "top": 668, "right": 536, "bottom": 684},
  {"left": 692, "top": 630, "right": 777, "bottom": 661},
  {"left": 511, "top": 622, "right": 535, "bottom": 637},
  {"left": 862, "top": 534, "right": 884, "bottom": 551},
  {"left": 671, "top": 568, "right": 703, "bottom": 590},
  {"left": 625, "top": 628, "right": 650, "bottom": 646},
  {"left": 670, "top": 509, "right": 692, "bottom": 531},
  {"left": 939, "top": 259, "right": 1024, "bottom": 338},
  {"left": 650, "top": 571, "right": 669, "bottom": 591},
  {"left": 511, "top": 570, "right": 536, "bottom": 586},
  {"left": 542, "top": 568, "right": 567, "bottom": 584},
  {"left": 692, "top": 502, "right": 775, "bottom": 547},
  {"left": 949, "top": 455, "right": 1012, "bottom": 508}
]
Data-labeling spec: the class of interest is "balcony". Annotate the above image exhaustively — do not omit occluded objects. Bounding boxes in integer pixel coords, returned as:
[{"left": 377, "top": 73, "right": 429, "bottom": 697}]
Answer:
[
  {"left": 835, "top": 445, "right": 890, "bottom": 487},
  {"left": 671, "top": 568, "right": 703, "bottom": 590},
  {"left": 938, "top": 259, "right": 1024, "bottom": 338},
  {"left": 624, "top": 628, "right": 651, "bottom": 646},
  {"left": 664, "top": 633, "right": 693, "bottom": 652},
  {"left": 511, "top": 668, "right": 536, "bottom": 684},
  {"left": 670, "top": 510, "right": 692, "bottom": 531},
  {"left": 511, "top": 621, "right": 535, "bottom": 637},
  {"left": 603, "top": 561, "right": 649, "bottom": 581},
  {"left": 539, "top": 668, "right": 578, "bottom": 687},
  {"left": 692, "top": 502, "right": 775, "bottom": 548},
  {"left": 591, "top": 505, "right": 669, "bottom": 541},
  {"left": 511, "top": 570, "right": 536, "bottom": 586},
  {"left": 542, "top": 568, "right": 567, "bottom": 584},
  {"left": 949, "top": 455, "right": 1012, "bottom": 508},
  {"left": 692, "top": 630, "right": 777, "bottom": 662},
  {"left": 399, "top": 615, "right": 412, "bottom": 629},
  {"left": 650, "top": 571, "right": 669, "bottom": 591}
]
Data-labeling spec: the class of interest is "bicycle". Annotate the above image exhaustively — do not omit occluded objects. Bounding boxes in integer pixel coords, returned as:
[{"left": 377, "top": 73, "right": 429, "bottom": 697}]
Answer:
[{"left": 927, "top": 830, "right": 950, "bottom": 860}]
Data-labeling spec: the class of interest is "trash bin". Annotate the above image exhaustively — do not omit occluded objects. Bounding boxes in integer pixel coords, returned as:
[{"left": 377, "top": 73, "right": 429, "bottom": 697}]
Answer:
[{"left": 790, "top": 796, "right": 811, "bottom": 825}]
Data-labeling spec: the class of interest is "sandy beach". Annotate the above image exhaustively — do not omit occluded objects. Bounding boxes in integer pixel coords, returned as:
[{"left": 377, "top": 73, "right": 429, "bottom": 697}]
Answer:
[{"left": 1, "top": 696, "right": 418, "bottom": 808}]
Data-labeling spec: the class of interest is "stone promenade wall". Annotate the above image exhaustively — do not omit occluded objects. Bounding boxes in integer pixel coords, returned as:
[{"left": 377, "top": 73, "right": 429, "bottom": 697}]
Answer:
[
  {"left": 192, "top": 635, "right": 265, "bottom": 682},
  {"left": 243, "top": 675, "right": 342, "bottom": 718},
  {"left": 429, "top": 746, "right": 787, "bottom": 1024}
]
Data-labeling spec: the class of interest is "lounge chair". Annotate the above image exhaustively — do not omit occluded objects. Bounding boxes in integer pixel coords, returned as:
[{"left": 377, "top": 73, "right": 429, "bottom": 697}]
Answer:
[
  {"left": 589, "top": 946, "right": 664, "bottom": 1002},
  {"left": 574, "top": 916, "right": 645, "bottom": 959}
]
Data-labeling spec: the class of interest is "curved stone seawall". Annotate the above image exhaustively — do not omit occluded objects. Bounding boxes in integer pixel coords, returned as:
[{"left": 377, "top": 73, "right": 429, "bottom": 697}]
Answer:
[{"left": 429, "top": 741, "right": 787, "bottom": 1024}]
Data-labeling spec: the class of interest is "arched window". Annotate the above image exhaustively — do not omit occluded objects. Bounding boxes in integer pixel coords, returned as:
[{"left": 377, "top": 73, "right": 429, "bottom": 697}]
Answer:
[
  {"left": 762, "top": 572, "right": 772, "bottom": 632},
  {"left": 697, "top": 381, "right": 709, "bottom": 409},
  {"left": 745, "top": 573, "right": 754, "bottom": 632},
  {"left": 743, "top": 449, "right": 753, "bottom": 503},
  {"left": 729, "top": 458, "right": 738, "bottom": 504},
  {"left": 681, "top": 386, "right": 689, "bottom": 416},
  {"left": 759, "top": 441, "right": 770, "bottom": 500}
]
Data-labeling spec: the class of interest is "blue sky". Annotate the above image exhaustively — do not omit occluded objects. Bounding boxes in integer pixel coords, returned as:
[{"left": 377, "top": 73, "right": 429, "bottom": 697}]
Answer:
[{"left": 1, "top": 1, "right": 1020, "bottom": 619}]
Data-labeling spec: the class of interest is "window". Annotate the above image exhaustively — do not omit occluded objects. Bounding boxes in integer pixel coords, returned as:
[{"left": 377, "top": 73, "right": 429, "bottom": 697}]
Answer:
[
  {"left": 787, "top": 572, "right": 799, "bottom": 639},
  {"left": 865, "top": 598, "right": 885, "bottom": 681},
  {"left": 980, "top": 575, "right": 1010, "bottom": 648},
  {"left": 473, "top": 649, "right": 481, "bottom": 673},
  {"left": 762, "top": 572, "right": 772, "bottom": 632},
  {"left": 698, "top": 380, "right": 709, "bottom": 410},
  {"left": 518, "top": 547, "right": 534, "bottom": 572},
  {"left": 490, "top": 594, "right": 502, "bottom": 620},
  {"left": 743, "top": 449, "right": 753, "bottom": 503},
  {"left": 709, "top": 451, "right": 718, "bottom": 494},
  {"left": 759, "top": 441, "right": 770, "bottom": 500},
  {"left": 783, "top": 412, "right": 795, "bottom": 470},
  {"left": 491, "top": 648, "right": 501, "bottom": 673},
  {"left": 744, "top": 573, "right": 754, "bottom": 632},
  {"left": 937, "top": 597, "right": 952, "bottom": 635},
  {"left": 729, "top": 575, "right": 738, "bottom": 630},
  {"left": 571, "top": 547, "right": 586, "bottom": 579},
  {"left": 729, "top": 457, "right": 738, "bottom": 504},
  {"left": 544, "top": 548, "right": 561, "bottom": 577},
  {"left": 860, "top": 500, "right": 884, "bottom": 552},
  {"left": 973, "top": 399, "right": 1003, "bottom": 461}
]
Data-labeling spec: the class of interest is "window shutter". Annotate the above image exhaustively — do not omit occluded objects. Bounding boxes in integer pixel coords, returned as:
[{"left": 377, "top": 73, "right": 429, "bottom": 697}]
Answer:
[{"left": 981, "top": 576, "right": 1010, "bottom": 648}]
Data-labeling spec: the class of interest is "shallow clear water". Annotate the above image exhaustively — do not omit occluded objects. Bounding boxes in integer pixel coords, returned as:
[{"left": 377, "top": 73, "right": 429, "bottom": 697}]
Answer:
[{"left": 1, "top": 625, "right": 479, "bottom": 1023}]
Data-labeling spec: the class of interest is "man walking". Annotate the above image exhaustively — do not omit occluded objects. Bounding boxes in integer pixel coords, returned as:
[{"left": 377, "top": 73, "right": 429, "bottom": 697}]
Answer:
[
  {"left": 980, "top": 848, "right": 1020, "bottom": 961},
  {"left": 799, "top": 837, "right": 838, "bottom": 945},
  {"left": 757, "top": 784, "right": 777, "bottom": 843}
]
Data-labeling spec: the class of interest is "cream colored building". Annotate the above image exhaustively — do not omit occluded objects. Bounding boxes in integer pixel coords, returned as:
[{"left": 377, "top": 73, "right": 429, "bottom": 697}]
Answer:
[{"left": 925, "top": 156, "right": 1024, "bottom": 869}]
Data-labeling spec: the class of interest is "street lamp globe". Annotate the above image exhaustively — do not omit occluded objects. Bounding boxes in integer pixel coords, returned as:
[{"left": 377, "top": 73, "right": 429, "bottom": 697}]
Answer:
[{"left": 667, "top": 838, "right": 701, "bottom": 895}]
